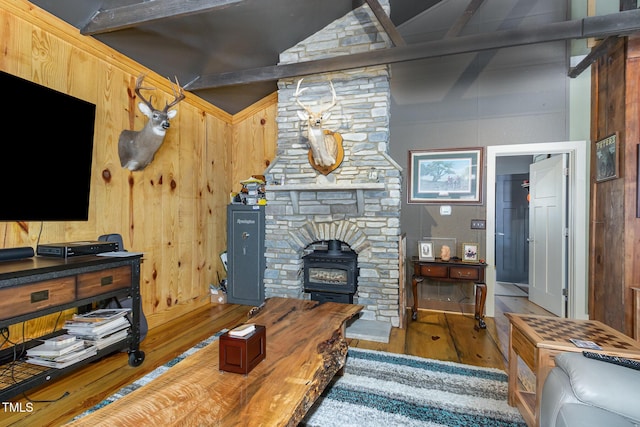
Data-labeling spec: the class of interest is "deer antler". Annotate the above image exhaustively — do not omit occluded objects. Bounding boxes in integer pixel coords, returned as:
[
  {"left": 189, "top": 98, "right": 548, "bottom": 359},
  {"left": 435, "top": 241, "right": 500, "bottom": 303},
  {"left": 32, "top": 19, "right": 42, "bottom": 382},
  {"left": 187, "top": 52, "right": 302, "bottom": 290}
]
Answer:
[
  {"left": 134, "top": 74, "right": 156, "bottom": 110},
  {"left": 294, "top": 78, "right": 336, "bottom": 114},
  {"left": 324, "top": 80, "right": 337, "bottom": 113},
  {"left": 294, "top": 78, "right": 310, "bottom": 112},
  {"left": 164, "top": 76, "right": 185, "bottom": 111}
]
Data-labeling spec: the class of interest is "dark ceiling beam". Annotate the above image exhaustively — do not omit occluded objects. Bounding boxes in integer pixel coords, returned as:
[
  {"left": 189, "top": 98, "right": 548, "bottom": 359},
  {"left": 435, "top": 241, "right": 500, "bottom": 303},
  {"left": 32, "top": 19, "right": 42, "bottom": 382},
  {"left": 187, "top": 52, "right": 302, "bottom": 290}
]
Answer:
[
  {"left": 445, "top": 0, "right": 485, "bottom": 38},
  {"left": 186, "top": 9, "right": 640, "bottom": 90},
  {"left": 81, "top": 0, "right": 245, "bottom": 35},
  {"left": 364, "top": 0, "right": 405, "bottom": 46},
  {"left": 568, "top": 36, "right": 618, "bottom": 78}
]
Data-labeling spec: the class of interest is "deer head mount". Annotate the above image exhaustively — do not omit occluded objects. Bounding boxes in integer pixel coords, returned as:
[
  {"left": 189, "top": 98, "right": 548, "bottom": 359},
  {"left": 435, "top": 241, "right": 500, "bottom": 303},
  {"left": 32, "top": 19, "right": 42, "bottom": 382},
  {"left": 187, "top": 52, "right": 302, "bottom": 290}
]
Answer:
[
  {"left": 118, "top": 74, "right": 185, "bottom": 171},
  {"left": 294, "top": 78, "right": 344, "bottom": 175}
]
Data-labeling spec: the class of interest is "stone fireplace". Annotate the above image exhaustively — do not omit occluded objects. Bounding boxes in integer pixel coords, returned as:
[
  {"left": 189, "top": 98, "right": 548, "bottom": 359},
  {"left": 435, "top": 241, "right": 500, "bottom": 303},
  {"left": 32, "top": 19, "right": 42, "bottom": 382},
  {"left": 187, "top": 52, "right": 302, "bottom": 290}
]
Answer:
[{"left": 263, "top": 1, "right": 402, "bottom": 327}]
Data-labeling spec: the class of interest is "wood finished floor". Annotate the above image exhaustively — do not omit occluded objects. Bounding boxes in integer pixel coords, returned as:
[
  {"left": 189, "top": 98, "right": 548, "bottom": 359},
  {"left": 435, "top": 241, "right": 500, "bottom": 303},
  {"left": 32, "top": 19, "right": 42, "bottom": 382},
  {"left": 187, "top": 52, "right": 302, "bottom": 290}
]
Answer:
[{"left": 5, "top": 293, "right": 554, "bottom": 426}]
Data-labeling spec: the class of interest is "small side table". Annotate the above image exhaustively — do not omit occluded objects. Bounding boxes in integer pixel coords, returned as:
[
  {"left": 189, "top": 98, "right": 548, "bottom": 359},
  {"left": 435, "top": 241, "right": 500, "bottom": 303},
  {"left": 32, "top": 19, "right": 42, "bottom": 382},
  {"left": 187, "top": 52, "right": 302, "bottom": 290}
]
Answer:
[
  {"left": 411, "top": 257, "right": 487, "bottom": 329},
  {"left": 505, "top": 313, "right": 640, "bottom": 427}
]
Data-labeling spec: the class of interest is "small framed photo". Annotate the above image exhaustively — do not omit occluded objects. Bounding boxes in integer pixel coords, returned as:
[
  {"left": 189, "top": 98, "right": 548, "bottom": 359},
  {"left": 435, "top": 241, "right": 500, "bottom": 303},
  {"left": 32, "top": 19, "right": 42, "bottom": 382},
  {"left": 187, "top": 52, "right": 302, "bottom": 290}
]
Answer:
[
  {"left": 462, "top": 243, "right": 479, "bottom": 263},
  {"left": 418, "top": 241, "right": 435, "bottom": 261},
  {"left": 595, "top": 133, "right": 619, "bottom": 183}
]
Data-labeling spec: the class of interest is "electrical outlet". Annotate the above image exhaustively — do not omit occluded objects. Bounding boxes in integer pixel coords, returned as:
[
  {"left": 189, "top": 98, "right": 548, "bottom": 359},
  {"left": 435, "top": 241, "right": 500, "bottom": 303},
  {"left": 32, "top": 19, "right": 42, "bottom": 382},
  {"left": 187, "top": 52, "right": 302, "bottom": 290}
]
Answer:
[{"left": 471, "top": 219, "right": 486, "bottom": 229}]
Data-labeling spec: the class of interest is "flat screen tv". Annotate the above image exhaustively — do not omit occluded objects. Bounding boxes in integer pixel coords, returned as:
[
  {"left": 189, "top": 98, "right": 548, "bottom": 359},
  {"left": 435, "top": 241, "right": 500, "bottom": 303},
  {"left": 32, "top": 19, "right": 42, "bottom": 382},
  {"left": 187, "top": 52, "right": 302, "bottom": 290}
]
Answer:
[{"left": 0, "top": 70, "right": 96, "bottom": 221}]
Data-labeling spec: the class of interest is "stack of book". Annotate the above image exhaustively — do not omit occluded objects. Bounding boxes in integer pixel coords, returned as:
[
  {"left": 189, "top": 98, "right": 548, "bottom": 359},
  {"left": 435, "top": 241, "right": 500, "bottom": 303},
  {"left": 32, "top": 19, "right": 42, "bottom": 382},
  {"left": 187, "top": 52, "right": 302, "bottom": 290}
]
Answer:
[
  {"left": 63, "top": 308, "right": 131, "bottom": 350},
  {"left": 26, "top": 334, "right": 97, "bottom": 369}
]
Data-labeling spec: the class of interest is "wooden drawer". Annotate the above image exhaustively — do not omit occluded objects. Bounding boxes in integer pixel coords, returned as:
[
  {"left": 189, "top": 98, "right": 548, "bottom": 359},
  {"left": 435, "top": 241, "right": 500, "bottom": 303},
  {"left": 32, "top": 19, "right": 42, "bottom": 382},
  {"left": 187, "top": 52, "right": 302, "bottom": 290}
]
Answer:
[
  {"left": 0, "top": 277, "right": 76, "bottom": 320},
  {"left": 449, "top": 267, "right": 480, "bottom": 281},
  {"left": 77, "top": 266, "right": 131, "bottom": 299},
  {"left": 418, "top": 264, "right": 448, "bottom": 278}
]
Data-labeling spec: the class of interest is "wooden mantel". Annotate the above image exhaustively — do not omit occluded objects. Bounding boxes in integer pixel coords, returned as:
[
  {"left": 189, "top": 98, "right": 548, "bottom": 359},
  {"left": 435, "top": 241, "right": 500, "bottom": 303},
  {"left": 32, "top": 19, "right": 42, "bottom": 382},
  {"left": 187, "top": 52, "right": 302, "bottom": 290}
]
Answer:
[{"left": 267, "top": 182, "right": 385, "bottom": 214}]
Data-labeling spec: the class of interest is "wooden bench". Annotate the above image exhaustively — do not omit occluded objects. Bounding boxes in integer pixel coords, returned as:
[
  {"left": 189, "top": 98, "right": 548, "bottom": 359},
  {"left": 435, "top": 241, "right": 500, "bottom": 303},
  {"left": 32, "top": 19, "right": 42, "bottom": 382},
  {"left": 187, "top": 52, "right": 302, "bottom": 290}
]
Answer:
[{"left": 67, "top": 297, "right": 362, "bottom": 426}]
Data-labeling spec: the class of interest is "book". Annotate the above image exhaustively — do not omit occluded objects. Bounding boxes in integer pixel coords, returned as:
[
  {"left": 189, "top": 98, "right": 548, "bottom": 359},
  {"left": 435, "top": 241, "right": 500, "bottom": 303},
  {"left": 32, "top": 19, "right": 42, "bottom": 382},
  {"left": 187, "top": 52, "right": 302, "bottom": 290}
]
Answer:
[
  {"left": 71, "top": 308, "right": 131, "bottom": 323},
  {"left": 228, "top": 323, "right": 256, "bottom": 337},
  {"left": 26, "top": 344, "right": 97, "bottom": 369},
  {"left": 84, "top": 328, "right": 129, "bottom": 350},
  {"left": 65, "top": 315, "right": 130, "bottom": 337},
  {"left": 27, "top": 340, "right": 85, "bottom": 358},
  {"left": 41, "top": 334, "right": 77, "bottom": 347},
  {"left": 570, "top": 338, "right": 602, "bottom": 350}
]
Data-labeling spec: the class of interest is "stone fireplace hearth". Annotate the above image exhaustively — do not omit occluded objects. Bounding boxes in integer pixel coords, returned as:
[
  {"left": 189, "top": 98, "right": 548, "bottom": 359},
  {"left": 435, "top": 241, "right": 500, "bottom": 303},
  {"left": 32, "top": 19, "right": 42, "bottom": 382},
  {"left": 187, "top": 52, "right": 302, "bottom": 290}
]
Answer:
[{"left": 263, "top": 2, "right": 402, "bottom": 328}]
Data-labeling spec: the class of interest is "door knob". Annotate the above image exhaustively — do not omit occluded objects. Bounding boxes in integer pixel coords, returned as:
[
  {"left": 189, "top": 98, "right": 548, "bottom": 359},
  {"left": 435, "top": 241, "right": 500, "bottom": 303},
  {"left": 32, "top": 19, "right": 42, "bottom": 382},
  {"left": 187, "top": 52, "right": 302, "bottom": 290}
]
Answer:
[
  {"left": 242, "top": 232, "right": 250, "bottom": 239},
  {"left": 496, "top": 232, "right": 505, "bottom": 236}
]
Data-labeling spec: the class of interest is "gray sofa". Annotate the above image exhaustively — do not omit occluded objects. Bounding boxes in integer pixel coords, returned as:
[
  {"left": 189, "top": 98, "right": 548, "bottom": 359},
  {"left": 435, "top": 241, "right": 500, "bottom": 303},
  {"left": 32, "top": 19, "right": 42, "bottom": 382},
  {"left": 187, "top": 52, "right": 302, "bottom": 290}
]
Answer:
[{"left": 540, "top": 352, "right": 640, "bottom": 427}]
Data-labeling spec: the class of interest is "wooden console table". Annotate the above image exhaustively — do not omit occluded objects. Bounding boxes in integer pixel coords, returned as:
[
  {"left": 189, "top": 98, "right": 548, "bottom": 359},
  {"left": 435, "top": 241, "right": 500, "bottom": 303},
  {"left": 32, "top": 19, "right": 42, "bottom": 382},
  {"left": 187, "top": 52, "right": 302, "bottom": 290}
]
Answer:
[
  {"left": 68, "top": 297, "right": 363, "bottom": 427},
  {"left": 411, "top": 257, "right": 487, "bottom": 329},
  {"left": 505, "top": 313, "right": 640, "bottom": 427}
]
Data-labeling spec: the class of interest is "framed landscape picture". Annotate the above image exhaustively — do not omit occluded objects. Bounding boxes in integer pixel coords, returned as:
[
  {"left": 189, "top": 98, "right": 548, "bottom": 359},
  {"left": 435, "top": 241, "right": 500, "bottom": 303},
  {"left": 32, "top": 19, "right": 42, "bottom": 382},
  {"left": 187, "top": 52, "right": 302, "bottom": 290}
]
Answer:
[{"left": 408, "top": 147, "right": 483, "bottom": 204}]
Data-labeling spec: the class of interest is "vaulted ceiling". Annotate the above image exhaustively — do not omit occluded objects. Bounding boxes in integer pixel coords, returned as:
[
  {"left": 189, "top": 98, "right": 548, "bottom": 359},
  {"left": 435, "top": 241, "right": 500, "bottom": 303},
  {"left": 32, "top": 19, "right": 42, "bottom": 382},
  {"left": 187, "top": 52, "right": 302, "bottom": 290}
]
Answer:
[{"left": 29, "top": 0, "right": 640, "bottom": 114}]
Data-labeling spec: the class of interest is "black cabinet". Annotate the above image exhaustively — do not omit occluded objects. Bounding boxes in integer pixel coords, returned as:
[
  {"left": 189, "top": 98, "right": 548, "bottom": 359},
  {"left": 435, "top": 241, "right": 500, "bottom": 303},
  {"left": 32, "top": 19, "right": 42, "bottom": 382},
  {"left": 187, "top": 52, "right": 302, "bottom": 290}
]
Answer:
[{"left": 226, "top": 205, "right": 265, "bottom": 305}]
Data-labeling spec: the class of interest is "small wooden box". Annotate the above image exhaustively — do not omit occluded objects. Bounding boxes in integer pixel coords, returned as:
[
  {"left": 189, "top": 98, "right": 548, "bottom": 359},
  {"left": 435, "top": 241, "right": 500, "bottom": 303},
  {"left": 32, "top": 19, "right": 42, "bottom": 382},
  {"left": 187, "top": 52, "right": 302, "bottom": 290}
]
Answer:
[{"left": 219, "top": 324, "right": 266, "bottom": 375}]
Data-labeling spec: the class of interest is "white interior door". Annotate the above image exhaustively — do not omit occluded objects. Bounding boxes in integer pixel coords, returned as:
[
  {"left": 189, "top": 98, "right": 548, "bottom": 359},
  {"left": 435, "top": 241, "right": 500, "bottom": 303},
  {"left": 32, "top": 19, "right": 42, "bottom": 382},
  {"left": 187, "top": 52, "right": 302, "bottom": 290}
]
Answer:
[{"left": 528, "top": 154, "right": 567, "bottom": 316}]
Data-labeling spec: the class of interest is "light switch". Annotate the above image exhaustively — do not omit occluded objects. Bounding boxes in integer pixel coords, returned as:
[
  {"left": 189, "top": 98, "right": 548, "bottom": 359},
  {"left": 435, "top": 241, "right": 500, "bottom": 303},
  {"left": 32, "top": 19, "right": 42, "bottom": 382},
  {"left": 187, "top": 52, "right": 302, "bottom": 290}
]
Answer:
[
  {"left": 471, "top": 219, "right": 486, "bottom": 229},
  {"left": 440, "top": 205, "right": 452, "bottom": 216}
]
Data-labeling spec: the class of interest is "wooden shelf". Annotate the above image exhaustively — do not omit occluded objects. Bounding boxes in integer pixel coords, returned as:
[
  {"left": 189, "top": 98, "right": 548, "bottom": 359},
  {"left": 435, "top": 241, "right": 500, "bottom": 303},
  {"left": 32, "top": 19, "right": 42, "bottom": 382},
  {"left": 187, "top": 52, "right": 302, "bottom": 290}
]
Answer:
[{"left": 266, "top": 183, "right": 385, "bottom": 214}]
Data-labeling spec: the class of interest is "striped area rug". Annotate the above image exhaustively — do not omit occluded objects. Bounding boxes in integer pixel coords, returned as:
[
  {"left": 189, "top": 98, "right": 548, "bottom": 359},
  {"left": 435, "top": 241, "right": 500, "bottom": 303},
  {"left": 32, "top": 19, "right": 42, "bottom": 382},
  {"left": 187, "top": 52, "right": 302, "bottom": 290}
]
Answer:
[{"left": 301, "top": 348, "right": 526, "bottom": 427}]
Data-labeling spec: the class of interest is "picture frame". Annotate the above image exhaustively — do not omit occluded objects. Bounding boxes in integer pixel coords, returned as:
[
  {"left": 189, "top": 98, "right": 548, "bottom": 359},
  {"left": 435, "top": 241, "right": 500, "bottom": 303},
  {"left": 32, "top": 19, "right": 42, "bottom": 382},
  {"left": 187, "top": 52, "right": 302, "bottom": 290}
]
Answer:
[
  {"left": 595, "top": 133, "right": 619, "bottom": 183},
  {"left": 462, "top": 243, "right": 479, "bottom": 263},
  {"left": 418, "top": 241, "right": 435, "bottom": 261},
  {"left": 408, "top": 147, "right": 483, "bottom": 204}
]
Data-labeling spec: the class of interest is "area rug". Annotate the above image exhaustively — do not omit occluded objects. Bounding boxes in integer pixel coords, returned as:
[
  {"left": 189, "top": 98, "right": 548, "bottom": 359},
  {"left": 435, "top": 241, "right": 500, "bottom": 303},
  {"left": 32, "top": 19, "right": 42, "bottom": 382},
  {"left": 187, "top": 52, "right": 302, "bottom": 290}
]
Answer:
[
  {"left": 74, "top": 333, "right": 525, "bottom": 427},
  {"left": 301, "top": 348, "right": 526, "bottom": 427}
]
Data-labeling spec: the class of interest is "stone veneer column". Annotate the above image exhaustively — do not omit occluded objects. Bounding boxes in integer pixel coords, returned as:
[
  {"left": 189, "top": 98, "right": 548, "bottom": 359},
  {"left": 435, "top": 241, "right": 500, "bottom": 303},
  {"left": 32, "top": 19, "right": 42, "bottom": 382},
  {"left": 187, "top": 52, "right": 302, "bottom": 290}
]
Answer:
[{"left": 263, "top": 1, "right": 403, "bottom": 326}]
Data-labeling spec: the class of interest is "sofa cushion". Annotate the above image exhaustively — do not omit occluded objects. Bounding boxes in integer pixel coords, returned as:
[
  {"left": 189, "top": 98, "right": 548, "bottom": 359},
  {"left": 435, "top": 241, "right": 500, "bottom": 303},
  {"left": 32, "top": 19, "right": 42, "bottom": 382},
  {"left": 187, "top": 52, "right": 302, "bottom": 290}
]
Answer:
[
  {"left": 556, "top": 403, "right": 637, "bottom": 427},
  {"left": 555, "top": 352, "right": 640, "bottom": 422}
]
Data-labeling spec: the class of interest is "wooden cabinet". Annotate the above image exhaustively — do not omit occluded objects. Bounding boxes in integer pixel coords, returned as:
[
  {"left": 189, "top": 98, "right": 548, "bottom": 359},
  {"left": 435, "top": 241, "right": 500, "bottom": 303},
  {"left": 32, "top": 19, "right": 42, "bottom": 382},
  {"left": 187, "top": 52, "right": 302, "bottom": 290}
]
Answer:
[
  {"left": 0, "top": 254, "right": 145, "bottom": 401},
  {"left": 411, "top": 257, "right": 487, "bottom": 329}
]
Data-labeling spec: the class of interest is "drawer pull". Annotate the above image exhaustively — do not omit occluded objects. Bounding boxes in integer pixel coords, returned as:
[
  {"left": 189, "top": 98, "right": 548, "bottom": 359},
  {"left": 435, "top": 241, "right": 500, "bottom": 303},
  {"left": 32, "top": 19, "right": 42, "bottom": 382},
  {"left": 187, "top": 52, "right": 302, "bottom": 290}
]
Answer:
[
  {"left": 31, "top": 290, "right": 49, "bottom": 303},
  {"left": 457, "top": 272, "right": 471, "bottom": 277},
  {"left": 101, "top": 276, "right": 114, "bottom": 286}
]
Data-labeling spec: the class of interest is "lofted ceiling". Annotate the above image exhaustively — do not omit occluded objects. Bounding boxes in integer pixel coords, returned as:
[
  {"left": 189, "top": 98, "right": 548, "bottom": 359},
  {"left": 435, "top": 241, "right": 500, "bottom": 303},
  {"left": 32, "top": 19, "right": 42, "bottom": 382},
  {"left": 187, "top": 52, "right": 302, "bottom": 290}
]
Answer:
[{"left": 28, "top": 0, "right": 640, "bottom": 115}]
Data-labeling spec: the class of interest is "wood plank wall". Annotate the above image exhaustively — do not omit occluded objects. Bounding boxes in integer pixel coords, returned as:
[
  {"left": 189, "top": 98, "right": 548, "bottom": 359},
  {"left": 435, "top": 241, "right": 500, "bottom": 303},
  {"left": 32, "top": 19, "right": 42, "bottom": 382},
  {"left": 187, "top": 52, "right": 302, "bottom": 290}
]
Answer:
[
  {"left": 589, "top": 35, "right": 640, "bottom": 336},
  {"left": 0, "top": 0, "right": 278, "bottom": 343}
]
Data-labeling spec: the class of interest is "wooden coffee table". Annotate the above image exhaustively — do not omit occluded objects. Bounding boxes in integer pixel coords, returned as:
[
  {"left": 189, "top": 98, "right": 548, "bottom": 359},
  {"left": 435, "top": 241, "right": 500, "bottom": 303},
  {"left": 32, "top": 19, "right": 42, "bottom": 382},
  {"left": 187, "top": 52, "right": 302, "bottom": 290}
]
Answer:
[
  {"left": 505, "top": 313, "right": 640, "bottom": 427},
  {"left": 68, "top": 297, "right": 362, "bottom": 427}
]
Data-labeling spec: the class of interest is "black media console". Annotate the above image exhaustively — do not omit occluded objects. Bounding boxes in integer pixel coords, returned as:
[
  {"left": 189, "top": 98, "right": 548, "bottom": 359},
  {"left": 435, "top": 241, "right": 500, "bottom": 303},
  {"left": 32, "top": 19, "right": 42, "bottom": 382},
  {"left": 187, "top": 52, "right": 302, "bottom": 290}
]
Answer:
[{"left": 0, "top": 254, "right": 145, "bottom": 401}]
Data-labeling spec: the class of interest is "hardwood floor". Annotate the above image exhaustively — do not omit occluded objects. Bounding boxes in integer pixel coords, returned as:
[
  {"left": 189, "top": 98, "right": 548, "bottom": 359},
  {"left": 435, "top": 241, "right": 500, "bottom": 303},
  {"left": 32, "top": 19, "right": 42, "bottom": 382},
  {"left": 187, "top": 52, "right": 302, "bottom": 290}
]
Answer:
[{"left": 5, "top": 295, "right": 553, "bottom": 426}]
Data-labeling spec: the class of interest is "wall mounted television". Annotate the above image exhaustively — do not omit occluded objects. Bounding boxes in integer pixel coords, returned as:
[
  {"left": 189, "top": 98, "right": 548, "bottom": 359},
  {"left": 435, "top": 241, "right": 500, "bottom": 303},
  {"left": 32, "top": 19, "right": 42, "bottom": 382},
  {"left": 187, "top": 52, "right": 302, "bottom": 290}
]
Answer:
[{"left": 0, "top": 70, "right": 96, "bottom": 221}]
